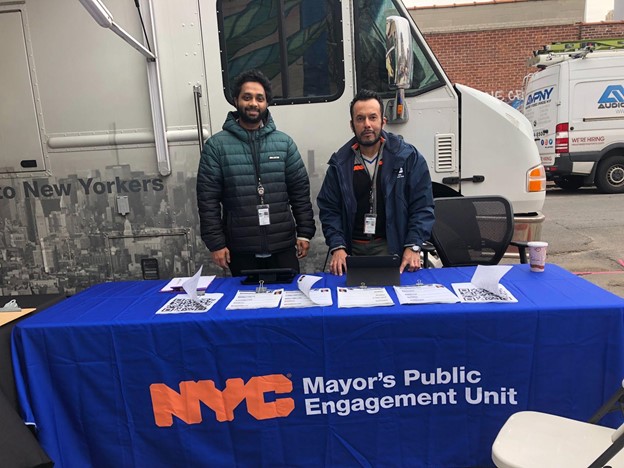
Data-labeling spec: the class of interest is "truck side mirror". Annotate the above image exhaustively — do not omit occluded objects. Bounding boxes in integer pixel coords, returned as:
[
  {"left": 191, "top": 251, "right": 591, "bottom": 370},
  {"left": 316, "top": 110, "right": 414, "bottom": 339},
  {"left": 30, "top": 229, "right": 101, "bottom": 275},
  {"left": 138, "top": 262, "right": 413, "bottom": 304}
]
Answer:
[{"left": 385, "top": 16, "right": 413, "bottom": 123}]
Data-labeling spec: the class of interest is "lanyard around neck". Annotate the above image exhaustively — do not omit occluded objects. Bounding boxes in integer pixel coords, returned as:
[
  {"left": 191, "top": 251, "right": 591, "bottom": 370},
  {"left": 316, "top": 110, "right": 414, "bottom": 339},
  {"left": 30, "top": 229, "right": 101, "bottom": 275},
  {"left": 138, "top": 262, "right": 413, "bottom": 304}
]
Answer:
[
  {"left": 246, "top": 129, "right": 266, "bottom": 204},
  {"left": 355, "top": 142, "right": 384, "bottom": 214}
]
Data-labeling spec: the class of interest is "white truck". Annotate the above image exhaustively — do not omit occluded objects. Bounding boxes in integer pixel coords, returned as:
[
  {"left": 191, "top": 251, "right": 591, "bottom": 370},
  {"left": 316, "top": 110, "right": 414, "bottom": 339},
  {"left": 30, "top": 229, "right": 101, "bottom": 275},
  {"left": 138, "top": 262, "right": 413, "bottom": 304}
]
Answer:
[
  {"left": 0, "top": 0, "right": 545, "bottom": 295},
  {"left": 523, "top": 40, "right": 624, "bottom": 192}
]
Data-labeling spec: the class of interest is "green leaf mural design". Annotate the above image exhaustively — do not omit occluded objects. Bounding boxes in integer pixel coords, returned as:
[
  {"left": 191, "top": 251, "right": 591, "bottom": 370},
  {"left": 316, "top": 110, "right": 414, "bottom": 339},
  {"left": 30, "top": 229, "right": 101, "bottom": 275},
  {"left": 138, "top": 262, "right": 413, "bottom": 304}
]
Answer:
[
  {"left": 228, "top": 19, "right": 326, "bottom": 83},
  {"left": 223, "top": 0, "right": 303, "bottom": 58}
]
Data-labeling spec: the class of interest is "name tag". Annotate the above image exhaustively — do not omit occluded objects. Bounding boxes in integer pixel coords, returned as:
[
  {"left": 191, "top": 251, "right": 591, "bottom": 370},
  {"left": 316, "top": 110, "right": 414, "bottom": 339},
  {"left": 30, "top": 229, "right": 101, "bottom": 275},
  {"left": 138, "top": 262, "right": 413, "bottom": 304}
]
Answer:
[
  {"left": 257, "top": 204, "right": 271, "bottom": 226},
  {"left": 364, "top": 213, "right": 377, "bottom": 234}
]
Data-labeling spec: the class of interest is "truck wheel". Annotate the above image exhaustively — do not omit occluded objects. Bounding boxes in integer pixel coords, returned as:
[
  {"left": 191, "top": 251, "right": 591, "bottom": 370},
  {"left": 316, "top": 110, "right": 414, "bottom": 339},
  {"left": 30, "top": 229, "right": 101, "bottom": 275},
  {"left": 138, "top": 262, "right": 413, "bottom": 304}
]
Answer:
[
  {"left": 554, "top": 176, "right": 583, "bottom": 191},
  {"left": 595, "top": 155, "right": 624, "bottom": 194}
]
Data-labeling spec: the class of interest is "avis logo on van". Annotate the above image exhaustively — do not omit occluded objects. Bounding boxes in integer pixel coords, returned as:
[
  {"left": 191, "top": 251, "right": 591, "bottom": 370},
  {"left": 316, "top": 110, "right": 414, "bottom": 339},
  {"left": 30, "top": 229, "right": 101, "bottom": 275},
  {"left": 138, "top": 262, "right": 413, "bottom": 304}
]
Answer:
[
  {"left": 150, "top": 374, "right": 294, "bottom": 427},
  {"left": 525, "top": 87, "right": 554, "bottom": 106},
  {"left": 598, "top": 85, "right": 624, "bottom": 109}
]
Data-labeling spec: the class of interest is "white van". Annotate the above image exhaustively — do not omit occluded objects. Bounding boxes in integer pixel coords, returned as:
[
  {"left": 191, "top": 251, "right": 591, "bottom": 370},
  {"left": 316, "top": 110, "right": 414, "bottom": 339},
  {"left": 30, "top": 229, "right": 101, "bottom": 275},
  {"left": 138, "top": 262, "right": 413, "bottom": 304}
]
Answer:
[
  {"left": 523, "top": 44, "right": 624, "bottom": 192},
  {"left": 0, "top": 0, "right": 545, "bottom": 295}
]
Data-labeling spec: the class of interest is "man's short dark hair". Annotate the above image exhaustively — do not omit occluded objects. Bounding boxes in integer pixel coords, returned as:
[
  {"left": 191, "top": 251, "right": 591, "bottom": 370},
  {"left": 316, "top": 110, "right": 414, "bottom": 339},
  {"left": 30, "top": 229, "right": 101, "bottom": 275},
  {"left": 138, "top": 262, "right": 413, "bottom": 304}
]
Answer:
[
  {"left": 232, "top": 69, "right": 273, "bottom": 104},
  {"left": 350, "top": 89, "right": 384, "bottom": 119}
]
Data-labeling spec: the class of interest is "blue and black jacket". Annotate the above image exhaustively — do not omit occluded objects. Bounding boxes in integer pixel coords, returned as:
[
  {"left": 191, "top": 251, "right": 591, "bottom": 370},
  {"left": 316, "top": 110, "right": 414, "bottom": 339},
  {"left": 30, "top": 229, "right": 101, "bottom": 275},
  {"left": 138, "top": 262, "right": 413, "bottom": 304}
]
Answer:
[{"left": 317, "top": 131, "right": 434, "bottom": 255}]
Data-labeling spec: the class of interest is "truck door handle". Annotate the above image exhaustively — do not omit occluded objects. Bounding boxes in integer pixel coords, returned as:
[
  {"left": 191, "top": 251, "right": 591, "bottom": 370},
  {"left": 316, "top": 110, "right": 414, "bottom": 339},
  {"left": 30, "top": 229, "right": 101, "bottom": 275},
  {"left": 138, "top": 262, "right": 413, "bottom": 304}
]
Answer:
[
  {"left": 442, "top": 175, "right": 485, "bottom": 184},
  {"left": 193, "top": 84, "right": 204, "bottom": 154}
]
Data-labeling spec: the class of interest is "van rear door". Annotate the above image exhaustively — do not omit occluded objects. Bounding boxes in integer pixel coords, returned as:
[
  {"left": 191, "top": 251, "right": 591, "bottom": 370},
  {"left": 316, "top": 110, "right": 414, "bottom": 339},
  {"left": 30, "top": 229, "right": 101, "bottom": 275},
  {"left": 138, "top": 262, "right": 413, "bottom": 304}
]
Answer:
[
  {"left": 569, "top": 56, "right": 624, "bottom": 156},
  {"left": 523, "top": 66, "right": 560, "bottom": 166}
]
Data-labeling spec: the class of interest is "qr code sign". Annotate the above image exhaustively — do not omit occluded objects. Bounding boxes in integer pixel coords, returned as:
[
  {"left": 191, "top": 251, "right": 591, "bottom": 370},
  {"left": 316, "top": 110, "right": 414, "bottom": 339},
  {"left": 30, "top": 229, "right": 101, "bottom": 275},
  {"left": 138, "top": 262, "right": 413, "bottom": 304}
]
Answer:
[
  {"left": 162, "top": 298, "right": 207, "bottom": 312},
  {"left": 452, "top": 283, "right": 516, "bottom": 303},
  {"left": 457, "top": 287, "right": 507, "bottom": 302},
  {"left": 157, "top": 294, "right": 223, "bottom": 314}
]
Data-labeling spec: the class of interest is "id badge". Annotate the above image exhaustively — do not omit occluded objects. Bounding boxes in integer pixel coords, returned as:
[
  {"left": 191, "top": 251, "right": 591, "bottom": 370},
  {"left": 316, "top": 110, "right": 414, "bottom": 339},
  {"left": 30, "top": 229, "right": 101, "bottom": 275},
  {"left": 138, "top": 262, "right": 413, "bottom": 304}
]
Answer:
[
  {"left": 257, "top": 204, "right": 271, "bottom": 226},
  {"left": 364, "top": 213, "right": 377, "bottom": 234}
]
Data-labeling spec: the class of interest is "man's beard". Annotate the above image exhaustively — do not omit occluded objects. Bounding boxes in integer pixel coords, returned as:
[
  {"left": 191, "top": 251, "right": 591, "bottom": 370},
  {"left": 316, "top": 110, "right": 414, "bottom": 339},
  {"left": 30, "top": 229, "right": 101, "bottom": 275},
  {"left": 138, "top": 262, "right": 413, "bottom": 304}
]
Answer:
[
  {"left": 238, "top": 106, "right": 267, "bottom": 125},
  {"left": 356, "top": 132, "right": 381, "bottom": 147}
]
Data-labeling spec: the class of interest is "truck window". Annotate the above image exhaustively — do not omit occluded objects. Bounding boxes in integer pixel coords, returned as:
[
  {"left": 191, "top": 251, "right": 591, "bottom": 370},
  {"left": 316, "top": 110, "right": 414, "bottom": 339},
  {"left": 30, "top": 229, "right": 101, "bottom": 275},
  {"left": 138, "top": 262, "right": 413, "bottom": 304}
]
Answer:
[
  {"left": 354, "top": 0, "right": 444, "bottom": 95},
  {"left": 218, "top": 0, "right": 344, "bottom": 104}
]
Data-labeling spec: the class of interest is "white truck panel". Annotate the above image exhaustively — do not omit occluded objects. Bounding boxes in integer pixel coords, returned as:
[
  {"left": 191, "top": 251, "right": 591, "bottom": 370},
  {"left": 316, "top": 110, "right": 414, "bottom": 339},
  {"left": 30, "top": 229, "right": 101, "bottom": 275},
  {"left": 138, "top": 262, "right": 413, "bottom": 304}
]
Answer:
[
  {"left": 152, "top": 0, "right": 210, "bottom": 131},
  {"left": 0, "top": 11, "right": 45, "bottom": 173},
  {"left": 0, "top": 0, "right": 545, "bottom": 295},
  {"left": 458, "top": 84, "right": 543, "bottom": 214},
  {"left": 28, "top": 1, "right": 152, "bottom": 136},
  {"left": 570, "top": 72, "right": 624, "bottom": 154}
]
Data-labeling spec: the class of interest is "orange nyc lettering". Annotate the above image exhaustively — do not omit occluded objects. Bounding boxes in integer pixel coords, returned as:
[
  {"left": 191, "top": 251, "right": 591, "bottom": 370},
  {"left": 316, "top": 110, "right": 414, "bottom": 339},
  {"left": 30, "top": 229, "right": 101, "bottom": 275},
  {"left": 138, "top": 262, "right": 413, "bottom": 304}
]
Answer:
[{"left": 150, "top": 374, "right": 294, "bottom": 427}]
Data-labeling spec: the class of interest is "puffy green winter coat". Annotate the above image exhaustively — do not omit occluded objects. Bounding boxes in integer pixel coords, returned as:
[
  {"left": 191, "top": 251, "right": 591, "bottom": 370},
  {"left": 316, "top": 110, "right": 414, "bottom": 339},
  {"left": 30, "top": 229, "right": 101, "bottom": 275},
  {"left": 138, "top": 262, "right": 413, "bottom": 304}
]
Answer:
[{"left": 197, "top": 110, "right": 315, "bottom": 254}]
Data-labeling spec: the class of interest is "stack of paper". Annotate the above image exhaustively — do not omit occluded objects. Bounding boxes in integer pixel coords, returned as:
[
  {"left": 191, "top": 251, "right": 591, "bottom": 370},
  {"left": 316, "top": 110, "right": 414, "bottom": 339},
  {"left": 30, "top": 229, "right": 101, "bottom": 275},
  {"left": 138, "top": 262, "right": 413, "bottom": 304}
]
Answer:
[
  {"left": 393, "top": 284, "right": 459, "bottom": 304},
  {"left": 226, "top": 289, "right": 285, "bottom": 310},
  {"left": 337, "top": 287, "right": 394, "bottom": 308},
  {"left": 281, "top": 274, "right": 332, "bottom": 308}
]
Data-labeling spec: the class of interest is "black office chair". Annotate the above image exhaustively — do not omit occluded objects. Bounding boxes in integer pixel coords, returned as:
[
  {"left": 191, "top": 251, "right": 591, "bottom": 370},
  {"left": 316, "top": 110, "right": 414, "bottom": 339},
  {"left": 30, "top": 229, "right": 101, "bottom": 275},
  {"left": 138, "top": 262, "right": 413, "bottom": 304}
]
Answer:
[{"left": 422, "top": 196, "right": 528, "bottom": 267}]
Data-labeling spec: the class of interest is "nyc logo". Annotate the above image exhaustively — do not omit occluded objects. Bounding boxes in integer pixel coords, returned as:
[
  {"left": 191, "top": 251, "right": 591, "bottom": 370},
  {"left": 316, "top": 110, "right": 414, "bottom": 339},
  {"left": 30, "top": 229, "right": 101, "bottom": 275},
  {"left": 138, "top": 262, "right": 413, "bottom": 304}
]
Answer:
[
  {"left": 598, "top": 85, "right": 624, "bottom": 103},
  {"left": 150, "top": 374, "right": 294, "bottom": 427}
]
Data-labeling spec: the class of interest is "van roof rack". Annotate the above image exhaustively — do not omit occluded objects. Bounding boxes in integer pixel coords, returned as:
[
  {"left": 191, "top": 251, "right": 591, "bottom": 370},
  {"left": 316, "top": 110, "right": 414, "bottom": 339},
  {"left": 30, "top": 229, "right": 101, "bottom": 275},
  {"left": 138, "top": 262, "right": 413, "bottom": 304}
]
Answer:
[{"left": 528, "top": 38, "right": 624, "bottom": 68}]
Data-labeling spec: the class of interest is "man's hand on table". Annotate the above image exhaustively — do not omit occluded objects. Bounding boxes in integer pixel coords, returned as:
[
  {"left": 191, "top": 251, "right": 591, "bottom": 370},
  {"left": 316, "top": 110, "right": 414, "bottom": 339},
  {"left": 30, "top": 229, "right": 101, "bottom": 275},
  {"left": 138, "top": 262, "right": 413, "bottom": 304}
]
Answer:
[
  {"left": 400, "top": 247, "right": 421, "bottom": 273},
  {"left": 329, "top": 249, "right": 348, "bottom": 276}
]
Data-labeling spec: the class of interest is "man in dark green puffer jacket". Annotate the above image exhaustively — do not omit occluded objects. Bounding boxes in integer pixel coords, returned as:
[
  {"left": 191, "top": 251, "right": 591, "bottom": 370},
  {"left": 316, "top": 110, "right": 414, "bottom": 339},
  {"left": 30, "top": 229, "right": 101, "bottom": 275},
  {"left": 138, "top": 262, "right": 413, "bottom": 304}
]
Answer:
[{"left": 197, "top": 69, "right": 315, "bottom": 276}]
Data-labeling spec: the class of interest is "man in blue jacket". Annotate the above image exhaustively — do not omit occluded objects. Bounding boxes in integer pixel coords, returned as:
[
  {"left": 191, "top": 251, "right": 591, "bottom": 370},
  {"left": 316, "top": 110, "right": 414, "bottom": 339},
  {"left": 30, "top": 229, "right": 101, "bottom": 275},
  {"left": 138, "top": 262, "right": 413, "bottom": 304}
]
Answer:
[
  {"left": 317, "top": 89, "right": 434, "bottom": 275},
  {"left": 197, "top": 69, "right": 315, "bottom": 276}
]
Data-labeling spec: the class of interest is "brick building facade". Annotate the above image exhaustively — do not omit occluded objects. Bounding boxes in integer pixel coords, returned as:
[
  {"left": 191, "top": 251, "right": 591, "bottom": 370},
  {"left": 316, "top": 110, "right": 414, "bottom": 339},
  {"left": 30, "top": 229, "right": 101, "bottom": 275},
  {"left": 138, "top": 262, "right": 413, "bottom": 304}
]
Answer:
[{"left": 410, "top": 2, "right": 624, "bottom": 105}]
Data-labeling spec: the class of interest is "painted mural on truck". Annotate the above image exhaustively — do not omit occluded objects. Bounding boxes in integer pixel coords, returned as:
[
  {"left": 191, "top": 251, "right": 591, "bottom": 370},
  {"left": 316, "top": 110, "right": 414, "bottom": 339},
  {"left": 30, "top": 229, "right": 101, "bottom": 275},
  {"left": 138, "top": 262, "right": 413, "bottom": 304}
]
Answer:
[
  {"left": 0, "top": 162, "right": 331, "bottom": 296},
  {"left": 1, "top": 167, "right": 193, "bottom": 295}
]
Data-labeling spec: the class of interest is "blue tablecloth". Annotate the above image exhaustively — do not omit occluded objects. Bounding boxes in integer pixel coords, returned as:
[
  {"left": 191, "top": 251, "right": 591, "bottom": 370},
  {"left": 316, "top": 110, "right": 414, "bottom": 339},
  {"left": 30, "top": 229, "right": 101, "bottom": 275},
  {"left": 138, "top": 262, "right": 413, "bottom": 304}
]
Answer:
[{"left": 12, "top": 264, "right": 624, "bottom": 467}]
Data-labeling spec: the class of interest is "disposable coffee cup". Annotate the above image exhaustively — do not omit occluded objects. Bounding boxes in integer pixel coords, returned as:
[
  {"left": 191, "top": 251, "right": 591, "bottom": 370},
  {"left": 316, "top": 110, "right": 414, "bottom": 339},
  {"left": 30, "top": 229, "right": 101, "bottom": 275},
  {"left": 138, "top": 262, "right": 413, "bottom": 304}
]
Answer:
[{"left": 527, "top": 241, "right": 548, "bottom": 272}]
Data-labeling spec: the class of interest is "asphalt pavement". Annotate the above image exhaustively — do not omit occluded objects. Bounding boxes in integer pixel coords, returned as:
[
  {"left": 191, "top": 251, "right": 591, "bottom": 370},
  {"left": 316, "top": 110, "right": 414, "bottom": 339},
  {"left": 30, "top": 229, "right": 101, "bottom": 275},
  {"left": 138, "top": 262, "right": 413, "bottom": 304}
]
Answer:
[{"left": 538, "top": 184, "right": 624, "bottom": 298}]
